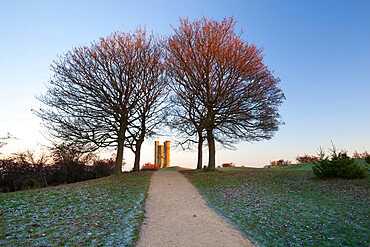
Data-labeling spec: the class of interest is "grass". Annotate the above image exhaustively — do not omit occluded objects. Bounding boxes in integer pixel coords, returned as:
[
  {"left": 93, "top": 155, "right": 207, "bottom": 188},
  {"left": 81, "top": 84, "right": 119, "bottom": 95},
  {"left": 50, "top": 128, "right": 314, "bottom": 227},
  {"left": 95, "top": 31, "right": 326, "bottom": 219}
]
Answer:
[
  {"left": 279, "top": 162, "right": 315, "bottom": 169},
  {"left": 183, "top": 168, "right": 369, "bottom": 246},
  {"left": 0, "top": 171, "right": 153, "bottom": 246}
]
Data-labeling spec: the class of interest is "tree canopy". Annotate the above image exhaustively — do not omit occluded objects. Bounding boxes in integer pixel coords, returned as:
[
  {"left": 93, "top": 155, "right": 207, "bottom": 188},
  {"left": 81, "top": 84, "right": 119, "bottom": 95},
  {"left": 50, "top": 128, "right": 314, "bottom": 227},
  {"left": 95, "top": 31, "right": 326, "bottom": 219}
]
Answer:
[
  {"left": 165, "top": 17, "right": 285, "bottom": 169},
  {"left": 36, "top": 17, "right": 285, "bottom": 172},
  {"left": 36, "top": 29, "right": 167, "bottom": 174}
]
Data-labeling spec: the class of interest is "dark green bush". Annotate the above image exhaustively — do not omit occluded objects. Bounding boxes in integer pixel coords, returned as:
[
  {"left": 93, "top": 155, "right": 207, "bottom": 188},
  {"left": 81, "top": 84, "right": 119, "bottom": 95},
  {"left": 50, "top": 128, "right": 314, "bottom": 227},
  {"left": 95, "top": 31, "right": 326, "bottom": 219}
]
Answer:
[
  {"left": 365, "top": 155, "right": 370, "bottom": 164},
  {"left": 313, "top": 147, "right": 367, "bottom": 179}
]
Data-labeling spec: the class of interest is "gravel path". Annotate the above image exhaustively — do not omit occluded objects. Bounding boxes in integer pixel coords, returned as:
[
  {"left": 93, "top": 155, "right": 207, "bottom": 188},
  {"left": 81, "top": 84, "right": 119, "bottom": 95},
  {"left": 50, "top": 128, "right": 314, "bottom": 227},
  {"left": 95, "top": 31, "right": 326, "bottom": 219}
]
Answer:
[{"left": 136, "top": 171, "right": 255, "bottom": 247}]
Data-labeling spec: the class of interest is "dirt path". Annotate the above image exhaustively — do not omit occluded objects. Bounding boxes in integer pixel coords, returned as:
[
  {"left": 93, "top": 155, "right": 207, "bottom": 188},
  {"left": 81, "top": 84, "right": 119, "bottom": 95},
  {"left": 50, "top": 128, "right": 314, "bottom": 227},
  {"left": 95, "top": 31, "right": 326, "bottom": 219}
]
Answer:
[{"left": 136, "top": 171, "right": 255, "bottom": 247}]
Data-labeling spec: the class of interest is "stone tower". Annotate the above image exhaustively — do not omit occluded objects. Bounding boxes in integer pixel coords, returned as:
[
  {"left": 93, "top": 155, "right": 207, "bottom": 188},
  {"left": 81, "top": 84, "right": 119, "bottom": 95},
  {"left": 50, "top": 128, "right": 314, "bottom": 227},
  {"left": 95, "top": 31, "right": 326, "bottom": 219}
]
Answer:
[
  {"left": 154, "top": 140, "right": 170, "bottom": 168},
  {"left": 164, "top": 141, "right": 170, "bottom": 168},
  {"left": 157, "top": 145, "right": 164, "bottom": 168},
  {"left": 154, "top": 141, "right": 159, "bottom": 168}
]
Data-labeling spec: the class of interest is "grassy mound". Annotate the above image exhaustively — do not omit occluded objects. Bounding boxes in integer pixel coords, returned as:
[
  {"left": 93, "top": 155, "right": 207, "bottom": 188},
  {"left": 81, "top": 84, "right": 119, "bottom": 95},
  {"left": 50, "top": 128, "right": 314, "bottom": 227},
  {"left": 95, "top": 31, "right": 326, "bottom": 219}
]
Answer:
[
  {"left": 0, "top": 172, "right": 153, "bottom": 246},
  {"left": 217, "top": 167, "right": 257, "bottom": 171},
  {"left": 183, "top": 169, "right": 369, "bottom": 246},
  {"left": 159, "top": 166, "right": 193, "bottom": 171},
  {"left": 280, "top": 162, "right": 315, "bottom": 169}
]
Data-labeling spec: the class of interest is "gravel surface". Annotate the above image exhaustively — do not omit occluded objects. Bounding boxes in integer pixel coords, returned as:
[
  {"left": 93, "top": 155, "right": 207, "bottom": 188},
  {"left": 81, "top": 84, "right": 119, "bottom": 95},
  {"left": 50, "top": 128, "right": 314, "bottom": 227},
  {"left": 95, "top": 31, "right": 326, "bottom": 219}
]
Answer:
[{"left": 137, "top": 171, "right": 255, "bottom": 247}]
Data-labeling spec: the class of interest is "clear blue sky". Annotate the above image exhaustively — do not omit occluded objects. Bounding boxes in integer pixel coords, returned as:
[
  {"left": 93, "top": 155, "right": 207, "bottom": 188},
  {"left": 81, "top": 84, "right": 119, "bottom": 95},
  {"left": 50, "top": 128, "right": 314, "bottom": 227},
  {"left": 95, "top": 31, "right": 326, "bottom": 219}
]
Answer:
[{"left": 1, "top": 0, "right": 369, "bottom": 169}]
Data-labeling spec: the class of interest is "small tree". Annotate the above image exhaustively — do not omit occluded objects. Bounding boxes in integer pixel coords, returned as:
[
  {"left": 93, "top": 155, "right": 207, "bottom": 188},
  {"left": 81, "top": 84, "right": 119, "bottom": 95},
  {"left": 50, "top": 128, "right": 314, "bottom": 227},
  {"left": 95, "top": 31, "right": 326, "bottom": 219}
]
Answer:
[{"left": 313, "top": 146, "right": 367, "bottom": 179}]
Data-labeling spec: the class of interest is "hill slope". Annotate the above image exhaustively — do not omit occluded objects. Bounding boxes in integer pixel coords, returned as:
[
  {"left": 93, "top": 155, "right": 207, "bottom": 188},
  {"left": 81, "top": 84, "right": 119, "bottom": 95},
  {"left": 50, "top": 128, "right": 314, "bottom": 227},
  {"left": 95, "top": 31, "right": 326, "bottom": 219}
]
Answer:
[{"left": 0, "top": 172, "right": 152, "bottom": 246}]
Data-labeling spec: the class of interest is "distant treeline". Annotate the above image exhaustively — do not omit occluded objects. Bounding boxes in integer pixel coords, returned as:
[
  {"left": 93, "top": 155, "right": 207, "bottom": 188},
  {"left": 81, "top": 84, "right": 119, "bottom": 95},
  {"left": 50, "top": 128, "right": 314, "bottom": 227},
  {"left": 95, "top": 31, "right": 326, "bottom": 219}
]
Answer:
[{"left": 0, "top": 151, "right": 115, "bottom": 192}]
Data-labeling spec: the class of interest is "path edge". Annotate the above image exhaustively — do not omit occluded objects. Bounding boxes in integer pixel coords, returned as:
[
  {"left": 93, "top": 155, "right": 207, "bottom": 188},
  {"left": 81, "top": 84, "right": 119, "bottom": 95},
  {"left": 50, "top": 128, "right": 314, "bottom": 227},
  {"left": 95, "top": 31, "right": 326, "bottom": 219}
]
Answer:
[
  {"left": 179, "top": 170, "right": 258, "bottom": 247},
  {"left": 134, "top": 170, "right": 156, "bottom": 247}
]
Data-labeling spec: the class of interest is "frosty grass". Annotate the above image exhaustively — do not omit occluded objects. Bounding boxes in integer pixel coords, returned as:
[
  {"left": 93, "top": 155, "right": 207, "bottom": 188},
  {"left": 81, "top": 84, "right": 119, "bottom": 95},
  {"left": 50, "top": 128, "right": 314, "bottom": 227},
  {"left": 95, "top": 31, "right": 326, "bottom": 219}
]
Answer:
[{"left": 0, "top": 172, "right": 152, "bottom": 246}]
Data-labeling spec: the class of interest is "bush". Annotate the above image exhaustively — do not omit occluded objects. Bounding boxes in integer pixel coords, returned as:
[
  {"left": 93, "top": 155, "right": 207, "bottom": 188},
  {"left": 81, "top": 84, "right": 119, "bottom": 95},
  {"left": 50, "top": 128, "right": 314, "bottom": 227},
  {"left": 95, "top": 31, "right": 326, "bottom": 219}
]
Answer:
[
  {"left": 270, "top": 159, "right": 291, "bottom": 167},
  {"left": 0, "top": 149, "right": 116, "bottom": 192},
  {"left": 365, "top": 155, "right": 370, "bottom": 164},
  {"left": 221, "top": 163, "right": 235, "bottom": 168},
  {"left": 296, "top": 154, "right": 317, "bottom": 163},
  {"left": 90, "top": 158, "right": 115, "bottom": 178},
  {"left": 277, "top": 159, "right": 291, "bottom": 166},
  {"left": 0, "top": 154, "right": 50, "bottom": 192},
  {"left": 141, "top": 163, "right": 158, "bottom": 171},
  {"left": 49, "top": 161, "right": 89, "bottom": 185},
  {"left": 352, "top": 150, "right": 369, "bottom": 159},
  {"left": 312, "top": 146, "right": 367, "bottom": 179}
]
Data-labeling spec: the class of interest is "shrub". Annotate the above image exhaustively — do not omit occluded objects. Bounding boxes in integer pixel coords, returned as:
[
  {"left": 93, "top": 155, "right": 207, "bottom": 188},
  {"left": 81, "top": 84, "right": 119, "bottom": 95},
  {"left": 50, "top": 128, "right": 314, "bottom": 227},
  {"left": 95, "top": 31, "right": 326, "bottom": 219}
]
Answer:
[
  {"left": 50, "top": 161, "right": 89, "bottom": 184},
  {"left": 90, "top": 158, "right": 115, "bottom": 178},
  {"left": 352, "top": 150, "right": 369, "bottom": 159},
  {"left": 364, "top": 155, "right": 370, "bottom": 164},
  {"left": 222, "top": 163, "right": 235, "bottom": 168},
  {"left": 312, "top": 146, "right": 367, "bottom": 179},
  {"left": 270, "top": 159, "right": 291, "bottom": 167},
  {"left": 0, "top": 149, "right": 116, "bottom": 192},
  {"left": 296, "top": 154, "right": 317, "bottom": 163},
  {"left": 141, "top": 163, "right": 158, "bottom": 171},
  {"left": 277, "top": 159, "right": 291, "bottom": 166},
  {"left": 0, "top": 152, "right": 50, "bottom": 192}
]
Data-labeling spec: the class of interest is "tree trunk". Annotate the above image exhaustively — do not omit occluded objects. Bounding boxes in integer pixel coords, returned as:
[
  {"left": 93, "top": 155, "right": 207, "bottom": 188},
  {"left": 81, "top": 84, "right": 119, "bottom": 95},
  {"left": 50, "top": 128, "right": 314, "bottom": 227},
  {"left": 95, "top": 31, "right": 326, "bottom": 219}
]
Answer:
[
  {"left": 133, "top": 124, "right": 146, "bottom": 172},
  {"left": 207, "top": 129, "right": 216, "bottom": 169},
  {"left": 197, "top": 135, "right": 203, "bottom": 169},
  {"left": 115, "top": 139, "right": 124, "bottom": 175},
  {"left": 115, "top": 125, "right": 126, "bottom": 175},
  {"left": 133, "top": 141, "right": 143, "bottom": 172}
]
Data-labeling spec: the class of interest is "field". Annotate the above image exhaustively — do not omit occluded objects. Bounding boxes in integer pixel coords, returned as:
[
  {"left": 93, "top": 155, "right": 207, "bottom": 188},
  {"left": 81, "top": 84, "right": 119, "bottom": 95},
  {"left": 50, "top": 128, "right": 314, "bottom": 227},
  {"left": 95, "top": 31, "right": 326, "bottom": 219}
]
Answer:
[
  {"left": 0, "top": 171, "right": 152, "bottom": 246},
  {"left": 183, "top": 167, "right": 369, "bottom": 246},
  {"left": 1, "top": 164, "right": 368, "bottom": 247}
]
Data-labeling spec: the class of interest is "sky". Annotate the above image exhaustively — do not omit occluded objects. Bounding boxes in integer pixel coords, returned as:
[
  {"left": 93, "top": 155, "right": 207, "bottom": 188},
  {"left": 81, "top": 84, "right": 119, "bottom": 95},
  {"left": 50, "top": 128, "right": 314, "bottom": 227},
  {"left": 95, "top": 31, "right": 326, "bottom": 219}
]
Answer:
[{"left": 0, "top": 0, "right": 369, "bottom": 169}]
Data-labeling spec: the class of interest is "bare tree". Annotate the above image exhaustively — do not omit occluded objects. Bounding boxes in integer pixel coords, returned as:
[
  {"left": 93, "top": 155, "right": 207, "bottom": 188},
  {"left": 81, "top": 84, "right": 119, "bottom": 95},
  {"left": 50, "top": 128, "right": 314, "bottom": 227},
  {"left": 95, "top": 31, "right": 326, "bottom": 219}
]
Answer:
[
  {"left": 35, "top": 29, "right": 165, "bottom": 174},
  {"left": 49, "top": 142, "right": 95, "bottom": 164},
  {"left": 124, "top": 47, "right": 168, "bottom": 171},
  {"left": 10, "top": 149, "right": 50, "bottom": 188},
  {"left": 165, "top": 17, "right": 285, "bottom": 169}
]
